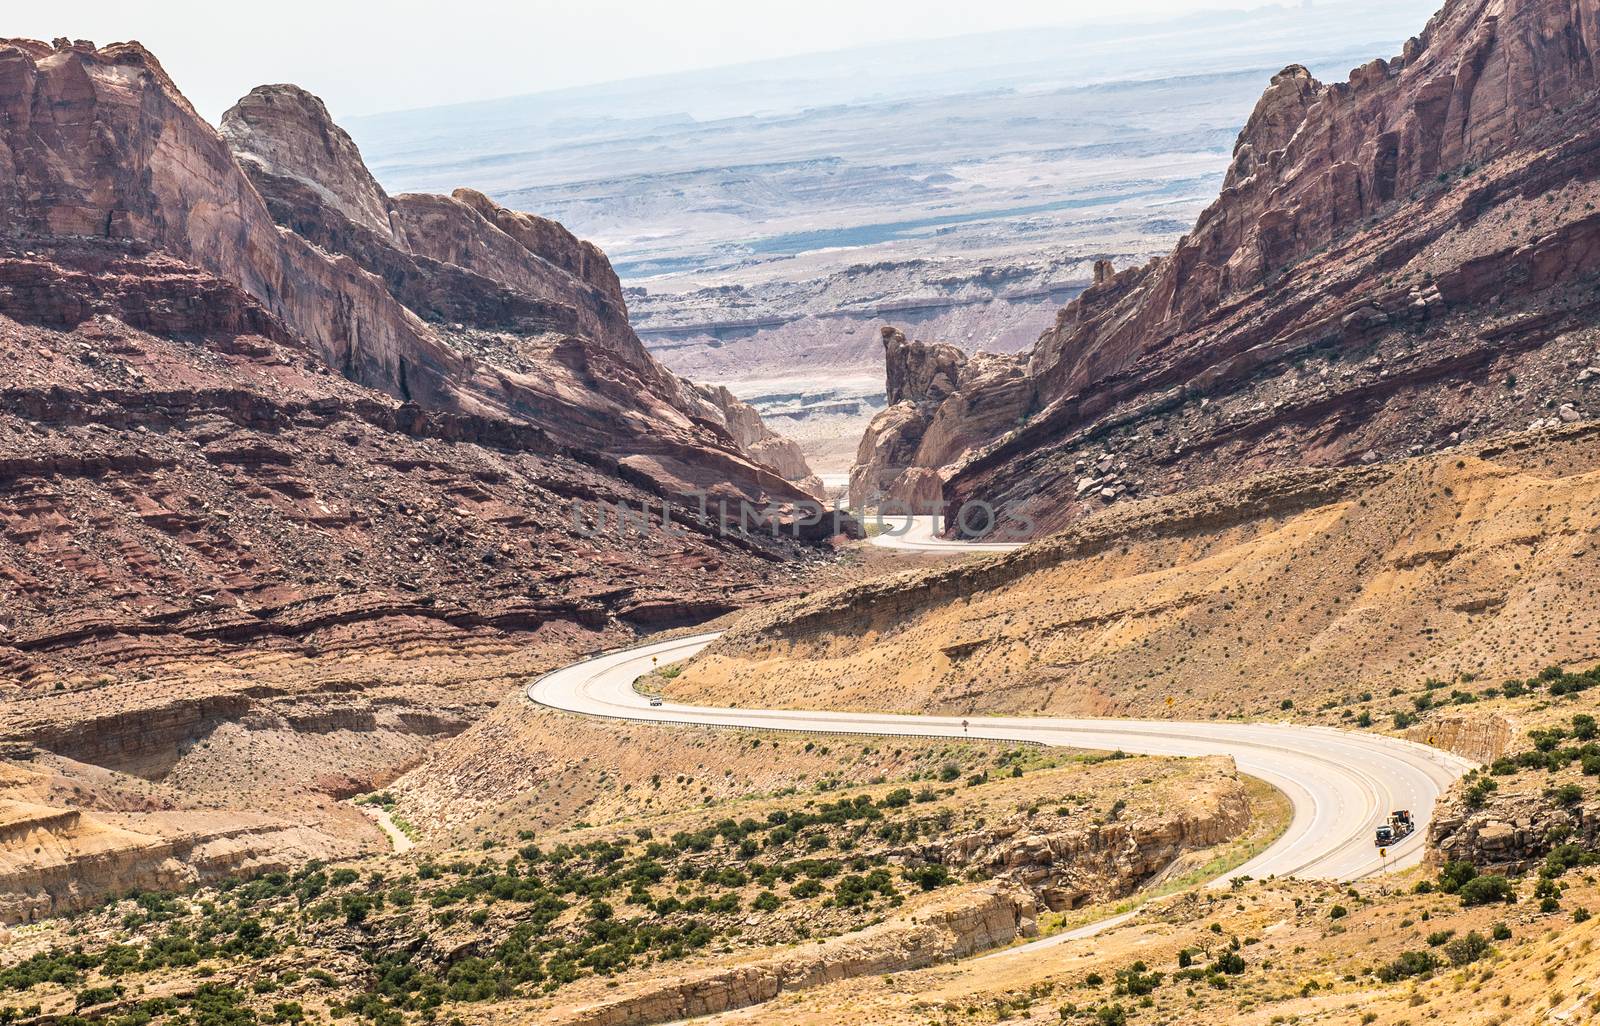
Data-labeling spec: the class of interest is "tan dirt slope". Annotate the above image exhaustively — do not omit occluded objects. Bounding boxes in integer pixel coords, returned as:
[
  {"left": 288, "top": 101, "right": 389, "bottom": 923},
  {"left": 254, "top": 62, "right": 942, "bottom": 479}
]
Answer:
[{"left": 670, "top": 424, "right": 1600, "bottom": 721}]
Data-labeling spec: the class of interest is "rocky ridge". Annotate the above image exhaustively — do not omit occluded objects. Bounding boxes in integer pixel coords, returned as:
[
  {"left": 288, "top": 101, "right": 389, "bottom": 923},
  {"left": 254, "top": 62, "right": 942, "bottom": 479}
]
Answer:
[
  {"left": 216, "top": 81, "right": 810, "bottom": 501},
  {"left": 848, "top": 327, "right": 1030, "bottom": 508},
  {"left": 0, "top": 38, "right": 835, "bottom": 916},
  {"left": 843, "top": 0, "right": 1600, "bottom": 536},
  {"left": 674, "top": 423, "right": 1600, "bottom": 720}
]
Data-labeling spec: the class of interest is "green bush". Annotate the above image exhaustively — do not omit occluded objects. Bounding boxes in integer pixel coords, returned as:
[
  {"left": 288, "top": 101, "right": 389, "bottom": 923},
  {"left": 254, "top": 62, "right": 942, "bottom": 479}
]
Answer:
[
  {"left": 1211, "top": 952, "right": 1246, "bottom": 975},
  {"left": 1551, "top": 783, "right": 1585, "bottom": 807},
  {"left": 1458, "top": 874, "right": 1516, "bottom": 907},
  {"left": 1437, "top": 860, "right": 1478, "bottom": 894},
  {"left": 1464, "top": 777, "right": 1498, "bottom": 808},
  {"left": 1095, "top": 1004, "right": 1128, "bottom": 1026},
  {"left": 906, "top": 864, "right": 954, "bottom": 891},
  {"left": 1114, "top": 962, "right": 1163, "bottom": 997},
  {"left": 1377, "top": 950, "right": 1438, "bottom": 982}
]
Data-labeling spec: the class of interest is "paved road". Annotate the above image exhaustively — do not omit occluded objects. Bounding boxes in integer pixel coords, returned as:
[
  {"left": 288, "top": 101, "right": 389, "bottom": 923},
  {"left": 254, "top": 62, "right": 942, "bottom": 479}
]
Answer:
[
  {"left": 530, "top": 631, "right": 1473, "bottom": 882},
  {"left": 868, "top": 514, "right": 1026, "bottom": 553},
  {"left": 529, "top": 514, "right": 1472, "bottom": 957}
]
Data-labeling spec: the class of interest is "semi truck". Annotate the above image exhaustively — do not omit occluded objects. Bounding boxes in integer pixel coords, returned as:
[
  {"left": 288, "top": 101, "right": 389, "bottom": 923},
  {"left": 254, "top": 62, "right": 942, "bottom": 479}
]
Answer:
[{"left": 1374, "top": 810, "right": 1415, "bottom": 846}]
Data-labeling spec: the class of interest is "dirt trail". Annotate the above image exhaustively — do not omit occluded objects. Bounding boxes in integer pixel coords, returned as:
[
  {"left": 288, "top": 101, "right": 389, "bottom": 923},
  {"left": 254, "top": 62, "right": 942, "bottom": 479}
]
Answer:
[{"left": 360, "top": 805, "right": 414, "bottom": 853}]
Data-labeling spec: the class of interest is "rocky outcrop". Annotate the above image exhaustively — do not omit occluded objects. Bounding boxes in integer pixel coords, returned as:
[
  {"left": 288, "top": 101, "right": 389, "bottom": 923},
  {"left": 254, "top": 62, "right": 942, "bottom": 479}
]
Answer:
[
  {"left": 834, "top": 0, "right": 1600, "bottom": 535},
  {"left": 1429, "top": 786, "right": 1600, "bottom": 874},
  {"left": 550, "top": 886, "right": 1036, "bottom": 1026},
  {"left": 693, "top": 384, "right": 824, "bottom": 497},
  {"left": 216, "top": 82, "right": 808, "bottom": 501},
  {"left": 908, "top": 771, "right": 1251, "bottom": 912},
  {"left": 0, "top": 799, "right": 352, "bottom": 924},
  {"left": 0, "top": 42, "right": 808, "bottom": 510},
  {"left": 849, "top": 327, "right": 1030, "bottom": 508},
  {"left": 1404, "top": 711, "right": 1516, "bottom": 764}
]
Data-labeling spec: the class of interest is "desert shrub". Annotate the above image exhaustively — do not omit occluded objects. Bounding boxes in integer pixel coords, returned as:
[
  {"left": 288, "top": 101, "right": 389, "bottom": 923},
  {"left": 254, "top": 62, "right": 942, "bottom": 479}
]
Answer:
[
  {"left": 790, "top": 879, "right": 822, "bottom": 899},
  {"left": 1551, "top": 783, "right": 1585, "bottom": 806},
  {"left": 1437, "top": 860, "right": 1478, "bottom": 894},
  {"left": 1377, "top": 950, "right": 1438, "bottom": 982},
  {"left": 906, "top": 864, "right": 954, "bottom": 891},
  {"left": 1458, "top": 874, "right": 1516, "bottom": 907},
  {"left": 1211, "top": 952, "right": 1246, "bottom": 975},
  {"left": 880, "top": 788, "right": 913, "bottom": 809},
  {"left": 1114, "top": 962, "right": 1163, "bottom": 997}
]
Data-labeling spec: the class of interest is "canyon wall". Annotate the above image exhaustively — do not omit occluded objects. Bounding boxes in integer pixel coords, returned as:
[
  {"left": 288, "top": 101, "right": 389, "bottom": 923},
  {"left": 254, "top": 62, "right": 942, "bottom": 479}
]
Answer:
[
  {"left": 845, "top": 0, "right": 1600, "bottom": 536},
  {"left": 0, "top": 39, "right": 836, "bottom": 915}
]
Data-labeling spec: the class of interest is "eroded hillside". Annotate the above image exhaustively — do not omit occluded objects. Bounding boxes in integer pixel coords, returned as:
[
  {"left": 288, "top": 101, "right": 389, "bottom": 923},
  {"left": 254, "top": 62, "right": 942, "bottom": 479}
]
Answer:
[
  {"left": 675, "top": 425, "right": 1600, "bottom": 721},
  {"left": 0, "top": 750, "right": 1263, "bottom": 1026},
  {"left": 0, "top": 37, "right": 842, "bottom": 920},
  {"left": 846, "top": 0, "right": 1600, "bottom": 534}
]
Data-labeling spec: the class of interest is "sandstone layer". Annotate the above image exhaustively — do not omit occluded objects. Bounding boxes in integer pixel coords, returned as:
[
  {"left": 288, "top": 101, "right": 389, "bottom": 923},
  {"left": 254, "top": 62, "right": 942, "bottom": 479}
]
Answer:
[
  {"left": 841, "top": 0, "right": 1600, "bottom": 536},
  {"left": 0, "top": 38, "right": 833, "bottom": 917}
]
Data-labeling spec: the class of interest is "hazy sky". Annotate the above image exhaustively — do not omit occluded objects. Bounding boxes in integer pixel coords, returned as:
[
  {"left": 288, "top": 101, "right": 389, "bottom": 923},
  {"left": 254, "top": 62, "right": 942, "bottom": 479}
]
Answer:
[{"left": 18, "top": 0, "right": 1339, "bottom": 122}]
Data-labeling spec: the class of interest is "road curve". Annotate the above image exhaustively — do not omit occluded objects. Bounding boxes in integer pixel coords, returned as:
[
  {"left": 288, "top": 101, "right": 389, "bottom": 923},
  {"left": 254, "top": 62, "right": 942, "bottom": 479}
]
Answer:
[
  {"left": 530, "top": 631, "right": 1475, "bottom": 883},
  {"left": 867, "top": 514, "right": 1026, "bottom": 553}
]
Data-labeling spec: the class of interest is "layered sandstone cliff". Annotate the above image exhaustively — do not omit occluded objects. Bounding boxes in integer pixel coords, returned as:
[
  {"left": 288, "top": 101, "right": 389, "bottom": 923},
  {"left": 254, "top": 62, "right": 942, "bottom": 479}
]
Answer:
[
  {"left": 848, "top": 327, "right": 1029, "bottom": 509},
  {"left": 0, "top": 42, "right": 808, "bottom": 507},
  {"left": 693, "top": 383, "right": 825, "bottom": 497},
  {"left": 0, "top": 38, "right": 836, "bottom": 912},
  {"left": 847, "top": 0, "right": 1600, "bottom": 535},
  {"left": 216, "top": 82, "right": 810, "bottom": 501}
]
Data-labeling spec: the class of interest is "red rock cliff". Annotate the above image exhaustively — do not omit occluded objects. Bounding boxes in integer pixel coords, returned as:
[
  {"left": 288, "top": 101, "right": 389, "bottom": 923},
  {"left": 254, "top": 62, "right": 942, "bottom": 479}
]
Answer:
[
  {"left": 0, "top": 42, "right": 808, "bottom": 507},
  {"left": 896, "top": 0, "right": 1600, "bottom": 534}
]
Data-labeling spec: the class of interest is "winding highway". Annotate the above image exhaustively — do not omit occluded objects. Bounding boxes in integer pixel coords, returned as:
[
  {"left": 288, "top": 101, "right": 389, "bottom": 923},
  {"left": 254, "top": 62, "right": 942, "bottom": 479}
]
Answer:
[{"left": 530, "top": 518, "right": 1474, "bottom": 902}]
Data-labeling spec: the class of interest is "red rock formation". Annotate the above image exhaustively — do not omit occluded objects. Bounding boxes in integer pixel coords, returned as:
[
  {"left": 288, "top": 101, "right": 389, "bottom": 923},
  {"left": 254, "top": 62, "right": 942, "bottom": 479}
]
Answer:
[
  {"left": 852, "top": 0, "right": 1600, "bottom": 535},
  {"left": 217, "top": 82, "right": 808, "bottom": 503},
  {"left": 849, "top": 327, "right": 1030, "bottom": 509},
  {"left": 0, "top": 42, "right": 807, "bottom": 509},
  {"left": 693, "top": 384, "right": 825, "bottom": 498},
  {"left": 0, "top": 242, "right": 828, "bottom": 677},
  {"left": 0, "top": 40, "right": 846, "bottom": 679}
]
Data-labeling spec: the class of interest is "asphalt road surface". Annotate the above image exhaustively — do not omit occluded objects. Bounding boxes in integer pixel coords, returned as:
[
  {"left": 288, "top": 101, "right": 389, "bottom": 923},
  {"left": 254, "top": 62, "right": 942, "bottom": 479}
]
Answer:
[{"left": 528, "top": 518, "right": 1473, "bottom": 946}]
